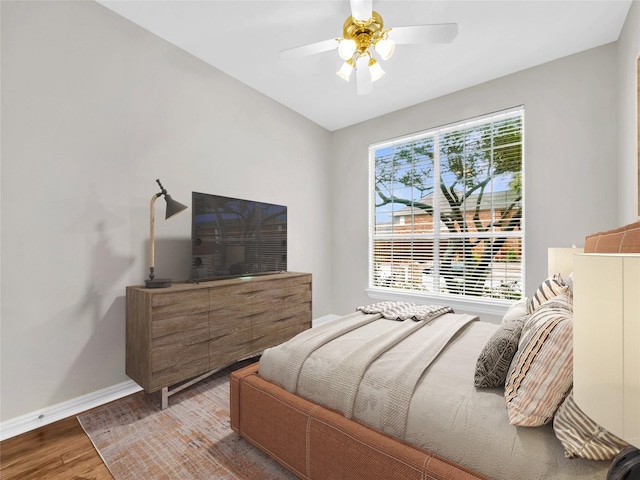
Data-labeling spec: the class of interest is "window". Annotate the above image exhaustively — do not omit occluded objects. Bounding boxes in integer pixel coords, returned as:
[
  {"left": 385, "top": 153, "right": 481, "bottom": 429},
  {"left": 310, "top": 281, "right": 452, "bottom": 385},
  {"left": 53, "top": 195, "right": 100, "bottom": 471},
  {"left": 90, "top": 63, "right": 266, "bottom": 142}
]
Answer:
[{"left": 370, "top": 108, "right": 524, "bottom": 302}]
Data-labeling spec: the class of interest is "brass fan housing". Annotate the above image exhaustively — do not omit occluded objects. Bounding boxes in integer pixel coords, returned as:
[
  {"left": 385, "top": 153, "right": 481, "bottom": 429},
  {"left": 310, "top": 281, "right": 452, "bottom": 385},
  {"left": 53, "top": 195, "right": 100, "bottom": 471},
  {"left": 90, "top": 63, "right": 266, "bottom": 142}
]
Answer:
[{"left": 343, "top": 11, "right": 386, "bottom": 54}]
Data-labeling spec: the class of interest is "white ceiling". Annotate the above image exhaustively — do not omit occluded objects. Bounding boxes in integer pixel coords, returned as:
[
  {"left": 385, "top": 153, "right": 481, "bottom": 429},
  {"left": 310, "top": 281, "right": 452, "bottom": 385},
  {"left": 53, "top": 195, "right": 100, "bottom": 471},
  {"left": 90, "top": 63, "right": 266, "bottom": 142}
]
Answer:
[{"left": 97, "top": 0, "right": 633, "bottom": 131}]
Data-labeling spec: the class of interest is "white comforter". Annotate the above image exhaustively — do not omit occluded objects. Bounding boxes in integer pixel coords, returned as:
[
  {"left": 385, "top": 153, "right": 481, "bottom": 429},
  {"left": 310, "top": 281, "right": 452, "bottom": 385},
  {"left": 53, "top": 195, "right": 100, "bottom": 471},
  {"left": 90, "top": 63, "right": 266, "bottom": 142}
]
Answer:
[
  {"left": 259, "top": 311, "right": 610, "bottom": 480},
  {"left": 260, "top": 310, "right": 475, "bottom": 438}
]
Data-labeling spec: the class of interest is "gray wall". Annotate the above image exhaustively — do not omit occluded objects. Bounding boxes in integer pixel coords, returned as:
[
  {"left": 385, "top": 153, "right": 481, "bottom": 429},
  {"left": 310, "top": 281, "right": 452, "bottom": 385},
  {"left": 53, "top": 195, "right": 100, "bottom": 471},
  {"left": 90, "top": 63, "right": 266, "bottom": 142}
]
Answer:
[
  {"left": 0, "top": 0, "right": 332, "bottom": 421},
  {"left": 1, "top": 0, "right": 638, "bottom": 424},
  {"left": 329, "top": 43, "right": 620, "bottom": 318},
  {"left": 617, "top": 0, "right": 640, "bottom": 224}
]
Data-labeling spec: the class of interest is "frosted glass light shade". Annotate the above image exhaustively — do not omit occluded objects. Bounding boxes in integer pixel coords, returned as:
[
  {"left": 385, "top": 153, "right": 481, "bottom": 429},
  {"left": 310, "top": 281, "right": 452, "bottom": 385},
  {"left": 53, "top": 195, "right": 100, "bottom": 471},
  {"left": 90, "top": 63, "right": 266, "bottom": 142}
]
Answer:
[
  {"left": 338, "top": 39, "right": 356, "bottom": 60},
  {"left": 368, "top": 58, "right": 385, "bottom": 82},
  {"left": 336, "top": 59, "right": 355, "bottom": 81},
  {"left": 375, "top": 38, "right": 395, "bottom": 60}
]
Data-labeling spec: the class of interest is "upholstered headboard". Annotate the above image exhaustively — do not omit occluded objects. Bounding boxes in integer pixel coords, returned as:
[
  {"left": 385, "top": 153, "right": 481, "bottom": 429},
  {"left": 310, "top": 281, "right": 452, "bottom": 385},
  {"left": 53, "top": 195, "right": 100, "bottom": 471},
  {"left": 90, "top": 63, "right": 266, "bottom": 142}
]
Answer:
[{"left": 584, "top": 221, "right": 640, "bottom": 253}]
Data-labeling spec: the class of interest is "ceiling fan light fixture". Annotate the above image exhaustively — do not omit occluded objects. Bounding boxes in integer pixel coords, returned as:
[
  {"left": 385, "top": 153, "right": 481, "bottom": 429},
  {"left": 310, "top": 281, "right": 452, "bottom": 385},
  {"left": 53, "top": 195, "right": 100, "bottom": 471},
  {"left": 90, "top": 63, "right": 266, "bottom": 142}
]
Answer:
[
  {"left": 375, "top": 37, "right": 395, "bottom": 60},
  {"left": 336, "top": 58, "right": 355, "bottom": 81},
  {"left": 279, "top": 5, "right": 458, "bottom": 95},
  {"left": 368, "top": 57, "right": 385, "bottom": 82},
  {"left": 338, "top": 38, "right": 357, "bottom": 60}
]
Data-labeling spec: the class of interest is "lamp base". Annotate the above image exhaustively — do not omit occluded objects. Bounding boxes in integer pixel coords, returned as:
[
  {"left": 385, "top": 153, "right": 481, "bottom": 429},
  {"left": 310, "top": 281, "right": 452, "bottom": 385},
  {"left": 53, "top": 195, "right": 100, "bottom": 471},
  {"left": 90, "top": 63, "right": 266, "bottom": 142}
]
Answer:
[
  {"left": 608, "top": 446, "right": 640, "bottom": 480},
  {"left": 145, "top": 278, "right": 173, "bottom": 288}
]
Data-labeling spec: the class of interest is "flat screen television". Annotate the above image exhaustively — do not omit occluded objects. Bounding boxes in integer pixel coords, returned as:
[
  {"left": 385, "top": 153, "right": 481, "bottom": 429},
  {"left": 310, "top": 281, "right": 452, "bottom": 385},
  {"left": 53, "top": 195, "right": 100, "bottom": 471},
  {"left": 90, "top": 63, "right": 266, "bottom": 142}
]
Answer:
[{"left": 190, "top": 191, "right": 287, "bottom": 282}]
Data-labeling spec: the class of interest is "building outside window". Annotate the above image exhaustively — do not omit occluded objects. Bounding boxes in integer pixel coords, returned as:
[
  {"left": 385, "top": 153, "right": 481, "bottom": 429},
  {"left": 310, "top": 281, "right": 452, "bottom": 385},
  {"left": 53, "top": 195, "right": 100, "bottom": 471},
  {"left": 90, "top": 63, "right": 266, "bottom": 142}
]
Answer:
[{"left": 369, "top": 107, "right": 524, "bottom": 302}]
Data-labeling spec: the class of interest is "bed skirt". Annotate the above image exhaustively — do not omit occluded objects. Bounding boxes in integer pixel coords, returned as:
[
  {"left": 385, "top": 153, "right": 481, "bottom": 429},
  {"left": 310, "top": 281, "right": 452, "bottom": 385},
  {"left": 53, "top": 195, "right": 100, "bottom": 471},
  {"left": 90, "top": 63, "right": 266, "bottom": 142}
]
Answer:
[{"left": 230, "top": 362, "right": 490, "bottom": 480}]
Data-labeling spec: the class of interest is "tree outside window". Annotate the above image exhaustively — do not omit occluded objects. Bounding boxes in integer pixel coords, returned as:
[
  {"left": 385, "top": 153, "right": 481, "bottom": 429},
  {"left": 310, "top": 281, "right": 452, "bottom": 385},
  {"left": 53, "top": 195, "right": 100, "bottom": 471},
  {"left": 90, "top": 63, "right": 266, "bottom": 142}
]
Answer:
[{"left": 370, "top": 108, "right": 524, "bottom": 301}]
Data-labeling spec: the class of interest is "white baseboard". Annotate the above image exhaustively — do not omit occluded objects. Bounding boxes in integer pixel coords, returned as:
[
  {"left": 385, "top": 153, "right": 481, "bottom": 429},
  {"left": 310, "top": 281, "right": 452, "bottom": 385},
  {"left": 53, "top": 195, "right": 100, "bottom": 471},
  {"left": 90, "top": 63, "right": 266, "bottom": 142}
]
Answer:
[
  {"left": 1, "top": 318, "right": 339, "bottom": 441},
  {"left": 312, "top": 314, "right": 341, "bottom": 327},
  {"left": 0, "top": 380, "right": 142, "bottom": 441}
]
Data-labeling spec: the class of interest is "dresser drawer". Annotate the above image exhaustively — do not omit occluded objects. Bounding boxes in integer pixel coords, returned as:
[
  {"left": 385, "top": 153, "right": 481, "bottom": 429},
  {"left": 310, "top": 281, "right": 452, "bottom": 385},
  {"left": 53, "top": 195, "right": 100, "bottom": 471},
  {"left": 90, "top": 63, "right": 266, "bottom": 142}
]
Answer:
[
  {"left": 126, "top": 272, "right": 312, "bottom": 402},
  {"left": 152, "top": 290, "right": 209, "bottom": 320},
  {"left": 152, "top": 312, "right": 209, "bottom": 341},
  {"left": 150, "top": 342, "right": 210, "bottom": 391}
]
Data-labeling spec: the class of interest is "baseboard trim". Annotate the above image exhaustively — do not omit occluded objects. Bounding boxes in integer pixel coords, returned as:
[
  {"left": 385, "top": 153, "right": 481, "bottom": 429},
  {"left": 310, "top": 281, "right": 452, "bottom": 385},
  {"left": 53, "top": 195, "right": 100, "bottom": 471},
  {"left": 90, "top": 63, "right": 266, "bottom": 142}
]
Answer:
[
  {"left": 0, "top": 380, "right": 142, "bottom": 441},
  {"left": 312, "top": 314, "right": 340, "bottom": 327},
  {"left": 1, "top": 317, "right": 340, "bottom": 441}
]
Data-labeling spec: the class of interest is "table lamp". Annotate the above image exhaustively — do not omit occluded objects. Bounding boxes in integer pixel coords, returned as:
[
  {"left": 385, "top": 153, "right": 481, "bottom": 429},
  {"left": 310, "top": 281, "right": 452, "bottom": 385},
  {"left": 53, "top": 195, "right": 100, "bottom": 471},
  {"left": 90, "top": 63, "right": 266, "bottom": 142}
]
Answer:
[
  {"left": 547, "top": 246, "right": 583, "bottom": 280},
  {"left": 145, "top": 179, "right": 188, "bottom": 288}
]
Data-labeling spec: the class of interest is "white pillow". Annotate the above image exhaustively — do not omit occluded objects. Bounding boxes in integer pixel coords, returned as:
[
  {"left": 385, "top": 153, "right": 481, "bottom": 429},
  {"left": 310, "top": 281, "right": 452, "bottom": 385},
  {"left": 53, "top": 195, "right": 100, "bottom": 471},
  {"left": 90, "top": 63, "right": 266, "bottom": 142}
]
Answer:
[{"left": 501, "top": 298, "right": 528, "bottom": 325}]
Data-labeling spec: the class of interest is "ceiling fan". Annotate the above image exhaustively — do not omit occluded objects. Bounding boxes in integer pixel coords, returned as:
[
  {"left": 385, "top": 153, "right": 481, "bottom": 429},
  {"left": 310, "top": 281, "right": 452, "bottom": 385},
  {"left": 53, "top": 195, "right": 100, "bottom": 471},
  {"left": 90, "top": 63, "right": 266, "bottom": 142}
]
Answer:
[{"left": 280, "top": 0, "right": 458, "bottom": 95}]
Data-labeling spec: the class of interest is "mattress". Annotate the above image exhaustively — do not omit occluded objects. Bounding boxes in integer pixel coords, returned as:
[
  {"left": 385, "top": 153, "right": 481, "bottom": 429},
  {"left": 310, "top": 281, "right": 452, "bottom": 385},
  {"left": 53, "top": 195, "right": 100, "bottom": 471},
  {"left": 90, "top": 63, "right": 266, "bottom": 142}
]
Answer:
[{"left": 259, "top": 312, "right": 610, "bottom": 480}]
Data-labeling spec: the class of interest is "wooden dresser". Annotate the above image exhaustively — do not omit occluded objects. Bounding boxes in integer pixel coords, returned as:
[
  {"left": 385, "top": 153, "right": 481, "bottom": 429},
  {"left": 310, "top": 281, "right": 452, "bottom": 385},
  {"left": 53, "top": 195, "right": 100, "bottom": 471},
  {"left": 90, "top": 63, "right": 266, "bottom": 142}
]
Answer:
[{"left": 126, "top": 271, "right": 311, "bottom": 407}]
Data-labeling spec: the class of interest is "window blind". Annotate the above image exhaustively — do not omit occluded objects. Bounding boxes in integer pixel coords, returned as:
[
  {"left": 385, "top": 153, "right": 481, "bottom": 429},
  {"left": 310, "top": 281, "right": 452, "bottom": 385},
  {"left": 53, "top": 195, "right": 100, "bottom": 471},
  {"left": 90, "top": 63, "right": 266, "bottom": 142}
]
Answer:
[{"left": 369, "top": 107, "right": 524, "bottom": 301}]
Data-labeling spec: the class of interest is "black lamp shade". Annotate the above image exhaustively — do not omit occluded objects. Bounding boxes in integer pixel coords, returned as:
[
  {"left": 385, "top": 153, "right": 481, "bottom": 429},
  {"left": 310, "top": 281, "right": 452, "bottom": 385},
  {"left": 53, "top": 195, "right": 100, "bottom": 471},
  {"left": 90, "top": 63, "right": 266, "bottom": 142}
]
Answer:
[
  {"left": 164, "top": 195, "right": 188, "bottom": 219},
  {"left": 146, "top": 179, "right": 187, "bottom": 289}
]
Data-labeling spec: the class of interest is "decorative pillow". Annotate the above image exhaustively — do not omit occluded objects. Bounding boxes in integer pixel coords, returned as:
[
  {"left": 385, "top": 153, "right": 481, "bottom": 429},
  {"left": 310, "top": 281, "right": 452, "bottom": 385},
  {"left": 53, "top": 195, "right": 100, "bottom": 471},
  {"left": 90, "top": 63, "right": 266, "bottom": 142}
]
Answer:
[
  {"left": 504, "top": 295, "right": 573, "bottom": 426},
  {"left": 474, "top": 317, "right": 526, "bottom": 388},
  {"left": 539, "top": 289, "right": 573, "bottom": 313},
  {"left": 553, "top": 390, "right": 629, "bottom": 461},
  {"left": 527, "top": 273, "right": 569, "bottom": 314},
  {"left": 564, "top": 272, "right": 574, "bottom": 293},
  {"left": 501, "top": 298, "right": 528, "bottom": 325}
]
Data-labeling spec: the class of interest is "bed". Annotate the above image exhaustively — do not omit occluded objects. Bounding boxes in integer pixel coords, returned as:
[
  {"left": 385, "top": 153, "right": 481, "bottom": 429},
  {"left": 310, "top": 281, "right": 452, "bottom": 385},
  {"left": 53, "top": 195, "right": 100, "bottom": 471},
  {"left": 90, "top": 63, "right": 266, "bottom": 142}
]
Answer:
[{"left": 230, "top": 221, "right": 640, "bottom": 480}]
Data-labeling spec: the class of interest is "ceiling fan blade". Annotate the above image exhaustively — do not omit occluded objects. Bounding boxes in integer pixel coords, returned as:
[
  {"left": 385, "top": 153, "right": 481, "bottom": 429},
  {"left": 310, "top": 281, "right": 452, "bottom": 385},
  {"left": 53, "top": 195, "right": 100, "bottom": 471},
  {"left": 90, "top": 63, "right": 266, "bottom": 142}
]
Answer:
[
  {"left": 356, "top": 55, "right": 373, "bottom": 95},
  {"left": 280, "top": 38, "right": 338, "bottom": 59},
  {"left": 389, "top": 23, "right": 458, "bottom": 45},
  {"left": 350, "top": 0, "right": 373, "bottom": 21}
]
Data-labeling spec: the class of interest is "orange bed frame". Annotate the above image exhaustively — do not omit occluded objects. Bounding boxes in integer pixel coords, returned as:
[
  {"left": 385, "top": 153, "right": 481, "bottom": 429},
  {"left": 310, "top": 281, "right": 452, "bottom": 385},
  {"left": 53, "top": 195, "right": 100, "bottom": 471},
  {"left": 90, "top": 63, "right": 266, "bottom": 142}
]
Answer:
[
  {"left": 230, "top": 362, "right": 489, "bottom": 480},
  {"left": 230, "top": 221, "right": 640, "bottom": 479}
]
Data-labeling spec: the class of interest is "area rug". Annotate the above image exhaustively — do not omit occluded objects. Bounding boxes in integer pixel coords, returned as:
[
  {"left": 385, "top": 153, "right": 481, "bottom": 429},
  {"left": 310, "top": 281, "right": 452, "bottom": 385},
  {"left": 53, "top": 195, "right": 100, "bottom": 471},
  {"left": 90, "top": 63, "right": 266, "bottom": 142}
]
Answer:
[{"left": 78, "top": 361, "right": 297, "bottom": 479}]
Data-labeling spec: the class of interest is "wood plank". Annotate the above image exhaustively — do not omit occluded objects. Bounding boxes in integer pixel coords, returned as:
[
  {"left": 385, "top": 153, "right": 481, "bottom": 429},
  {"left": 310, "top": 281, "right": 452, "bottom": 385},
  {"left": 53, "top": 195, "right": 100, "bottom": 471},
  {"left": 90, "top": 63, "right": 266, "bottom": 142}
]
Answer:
[
  {"left": 252, "top": 277, "right": 311, "bottom": 296},
  {"left": 207, "top": 281, "right": 254, "bottom": 297},
  {"left": 151, "top": 312, "right": 209, "bottom": 341},
  {"left": 209, "top": 312, "right": 253, "bottom": 367},
  {"left": 150, "top": 348, "right": 210, "bottom": 391},
  {"left": 252, "top": 312, "right": 312, "bottom": 336},
  {"left": 209, "top": 283, "right": 253, "bottom": 314},
  {"left": 126, "top": 287, "right": 152, "bottom": 391},
  {"left": 252, "top": 322, "right": 310, "bottom": 352},
  {"left": 252, "top": 294, "right": 312, "bottom": 320},
  {"left": 151, "top": 289, "right": 210, "bottom": 319},
  {"left": 152, "top": 342, "right": 210, "bottom": 374},
  {"left": 209, "top": 300, "right": 254, "bottom": 317},
  {"left": 0, "top": 416, "right": 112, "bottom": 480},
  {"left": 209, "top": 316, "right": 252, "bottom": 342},
  {"left": 209, "top": 331, "right": 254, "bottom": 368},
  {"left": 250, "top": 272, "right": 312, "bottom": 353}
]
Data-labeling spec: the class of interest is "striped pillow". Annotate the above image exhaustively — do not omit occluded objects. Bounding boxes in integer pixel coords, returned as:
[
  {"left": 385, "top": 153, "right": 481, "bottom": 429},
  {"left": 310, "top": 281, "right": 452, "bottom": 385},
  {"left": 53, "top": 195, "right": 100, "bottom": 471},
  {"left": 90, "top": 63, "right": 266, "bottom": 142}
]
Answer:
[
  {"left": 527, "top": 274, "right": 569, "bottom": 314},
  {"left": 505, "top": 295, "right": 573, "bottom": 426},
  {"left": 553, "top": 390, "right": 629, "bottom": 460}
]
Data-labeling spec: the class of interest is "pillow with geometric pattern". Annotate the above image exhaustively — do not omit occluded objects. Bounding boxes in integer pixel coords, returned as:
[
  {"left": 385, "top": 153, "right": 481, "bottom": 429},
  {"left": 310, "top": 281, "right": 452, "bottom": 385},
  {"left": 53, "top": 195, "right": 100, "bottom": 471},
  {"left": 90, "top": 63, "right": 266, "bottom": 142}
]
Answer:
[{"left": 475, "top": 316, "right": 526, "bottom": 388}]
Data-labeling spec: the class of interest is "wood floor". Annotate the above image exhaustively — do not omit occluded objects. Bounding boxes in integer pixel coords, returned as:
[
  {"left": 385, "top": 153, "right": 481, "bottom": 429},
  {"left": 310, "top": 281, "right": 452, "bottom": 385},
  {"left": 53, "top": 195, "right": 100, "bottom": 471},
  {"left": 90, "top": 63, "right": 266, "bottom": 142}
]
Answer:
[{"left": 0, "top": 416, "right": 112, "bottom": 480}]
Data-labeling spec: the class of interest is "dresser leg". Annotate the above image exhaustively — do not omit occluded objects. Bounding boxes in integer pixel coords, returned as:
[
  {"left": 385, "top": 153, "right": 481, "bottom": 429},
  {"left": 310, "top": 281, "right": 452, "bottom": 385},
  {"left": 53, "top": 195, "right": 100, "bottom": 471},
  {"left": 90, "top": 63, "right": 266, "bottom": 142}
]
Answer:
[
  {"left": 161, "top": 387, "right": 169, "bottom": 409},
  {"left": 158, "top": 364, "right": 243, "bottom": 409}
]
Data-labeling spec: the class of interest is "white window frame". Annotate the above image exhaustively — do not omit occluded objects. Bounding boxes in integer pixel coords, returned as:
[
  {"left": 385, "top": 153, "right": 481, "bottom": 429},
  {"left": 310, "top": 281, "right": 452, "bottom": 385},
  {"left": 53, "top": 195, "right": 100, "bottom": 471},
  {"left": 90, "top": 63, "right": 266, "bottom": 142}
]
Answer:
[{"left": 366, "top": 108, "right": 525, "bottom": 317}]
